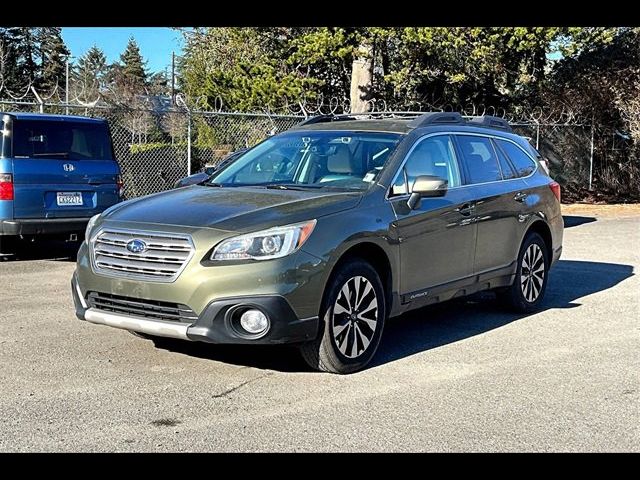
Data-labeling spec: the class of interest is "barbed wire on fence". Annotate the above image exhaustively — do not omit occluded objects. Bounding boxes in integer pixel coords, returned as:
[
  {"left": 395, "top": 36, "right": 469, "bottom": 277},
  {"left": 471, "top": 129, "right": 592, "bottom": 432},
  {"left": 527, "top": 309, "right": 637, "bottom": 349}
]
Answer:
[
  {"left": 1, "top": 90, "right": 629, "bottom": 199},
  {"left": 0, "top": 78, "right": 601, "bottom": 126}
]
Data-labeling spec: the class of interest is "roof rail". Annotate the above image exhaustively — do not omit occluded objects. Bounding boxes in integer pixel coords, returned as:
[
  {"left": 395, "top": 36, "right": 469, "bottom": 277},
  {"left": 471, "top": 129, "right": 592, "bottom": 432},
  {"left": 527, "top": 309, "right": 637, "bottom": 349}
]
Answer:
[
  {"left": 295, "top": 114, "right": 360, "bottom": 127},
  {"left": 468, "top": 115, "right": 512, "bottom": 132},
  {"left": 408, "top": 112, "right": 464, "bottom": 128},
  {"left": 295, "top": 115, "right": 335, "bottom": 127}
]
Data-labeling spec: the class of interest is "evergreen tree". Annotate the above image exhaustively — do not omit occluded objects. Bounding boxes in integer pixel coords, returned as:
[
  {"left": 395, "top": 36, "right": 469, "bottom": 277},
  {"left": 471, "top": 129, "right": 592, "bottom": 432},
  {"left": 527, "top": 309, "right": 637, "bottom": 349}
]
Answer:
[
  {"left": 37, "top": 27, "right": 69, "bottom": 92},
  {"left": 119, "top": 37, "right": 147, "bottom": 89},
  {"left": 73, "top": 45, "right": 107, "bottom": 98},
  {"left": 0, "top": 27, "right": 38, "bottom": 92},
  {"left": 148, "top": 70, "right": 168, "bottom": 96}
]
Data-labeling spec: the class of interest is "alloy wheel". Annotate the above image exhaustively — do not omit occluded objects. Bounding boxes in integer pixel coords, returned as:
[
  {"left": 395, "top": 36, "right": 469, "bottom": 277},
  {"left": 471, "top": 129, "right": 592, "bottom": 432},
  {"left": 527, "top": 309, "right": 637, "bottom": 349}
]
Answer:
[
  {"left": 332, "top": 276, "right": 379, "bottom": 359},
  {"left": 521, "top": 243, "right": 545, "bottom": 303}
]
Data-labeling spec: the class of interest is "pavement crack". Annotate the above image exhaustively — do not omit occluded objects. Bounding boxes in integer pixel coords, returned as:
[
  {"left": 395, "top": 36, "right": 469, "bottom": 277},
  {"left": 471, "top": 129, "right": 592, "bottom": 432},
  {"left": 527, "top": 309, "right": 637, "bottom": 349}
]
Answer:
[
  {"left": 212, "top": 372, "right": 273, "bottom": 399},
  {"left": 150, "top": 418, "right": 181, "bottom": 427}
]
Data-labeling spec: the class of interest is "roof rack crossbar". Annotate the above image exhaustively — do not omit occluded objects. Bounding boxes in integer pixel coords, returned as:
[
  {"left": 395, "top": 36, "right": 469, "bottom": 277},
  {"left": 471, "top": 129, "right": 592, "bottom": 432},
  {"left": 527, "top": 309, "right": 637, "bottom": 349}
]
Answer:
[
  {"left": 408, "top": 112, "right": 464, "bottom": 128},
  {"left": 467, "top": 115, "right": 513, "bottom": 132}
]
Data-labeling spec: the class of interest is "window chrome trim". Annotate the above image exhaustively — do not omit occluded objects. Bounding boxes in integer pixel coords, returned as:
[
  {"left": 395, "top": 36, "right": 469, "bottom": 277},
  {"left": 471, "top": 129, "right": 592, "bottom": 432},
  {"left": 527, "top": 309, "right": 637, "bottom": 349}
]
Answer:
[
  {"left": 386, "top": 131, "right": 539, "bottom": 201},
  {"left": 89, "top": 227, "right": 196, "bottom": 283}
]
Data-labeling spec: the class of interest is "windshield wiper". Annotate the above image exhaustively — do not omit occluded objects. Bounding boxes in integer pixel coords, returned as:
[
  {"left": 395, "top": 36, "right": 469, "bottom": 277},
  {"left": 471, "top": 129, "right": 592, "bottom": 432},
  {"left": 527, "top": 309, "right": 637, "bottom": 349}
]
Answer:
[
  {"left": 265, "top": 184, "right": 324, "bottom": 191},
  {"left": 202, "top": 182, "right": 224, "bottom": 187}
]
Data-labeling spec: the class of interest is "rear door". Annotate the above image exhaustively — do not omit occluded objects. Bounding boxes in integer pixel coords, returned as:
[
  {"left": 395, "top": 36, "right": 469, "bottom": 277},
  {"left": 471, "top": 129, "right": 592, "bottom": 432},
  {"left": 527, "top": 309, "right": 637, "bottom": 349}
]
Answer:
[
  {"left": 10, "top": 117, "right": 120, "bottom": 219},
  {"left": 454, "top": 134, "right": 529, "bottom": 274}
]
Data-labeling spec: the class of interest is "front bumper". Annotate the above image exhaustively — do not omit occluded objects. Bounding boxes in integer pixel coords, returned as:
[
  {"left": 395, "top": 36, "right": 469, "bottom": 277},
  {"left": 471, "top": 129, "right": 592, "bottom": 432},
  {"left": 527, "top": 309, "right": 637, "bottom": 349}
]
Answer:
[
  {"left": 1, "top": 217, "right": 91, "bottom": 236},
  {"left": 72, "top": 271, "right": 320, "bottom": 345}
]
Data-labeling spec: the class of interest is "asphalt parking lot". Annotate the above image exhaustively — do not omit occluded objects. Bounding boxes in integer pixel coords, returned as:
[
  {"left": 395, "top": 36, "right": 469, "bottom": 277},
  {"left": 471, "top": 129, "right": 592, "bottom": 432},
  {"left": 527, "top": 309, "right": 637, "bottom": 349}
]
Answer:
[{"left": 1, "top": 207, "right": 638, "bottom": 452}]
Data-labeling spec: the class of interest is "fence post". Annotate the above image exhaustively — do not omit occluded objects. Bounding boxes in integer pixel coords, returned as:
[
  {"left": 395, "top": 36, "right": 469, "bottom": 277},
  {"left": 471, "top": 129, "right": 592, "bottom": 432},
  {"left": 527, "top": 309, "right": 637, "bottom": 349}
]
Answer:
[
  {"left": 589, "top": 118, "right": 595, "bottom": 191},
  {"left": 187, "top": 111, "right": 192, "bottom": 176},
  {"left": 30, "top": 86, "right": 44, "bottom": 113}
]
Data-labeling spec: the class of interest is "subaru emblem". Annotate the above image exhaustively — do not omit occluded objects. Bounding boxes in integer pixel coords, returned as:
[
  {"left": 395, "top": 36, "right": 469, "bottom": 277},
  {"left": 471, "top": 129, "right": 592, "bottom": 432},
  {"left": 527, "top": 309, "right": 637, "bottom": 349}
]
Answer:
[
  {"left": 63, "top": 163, "right": 75, "bottom": 172},
  {"left": 126, "top": 239, "right": 147, "bottom": 254}
]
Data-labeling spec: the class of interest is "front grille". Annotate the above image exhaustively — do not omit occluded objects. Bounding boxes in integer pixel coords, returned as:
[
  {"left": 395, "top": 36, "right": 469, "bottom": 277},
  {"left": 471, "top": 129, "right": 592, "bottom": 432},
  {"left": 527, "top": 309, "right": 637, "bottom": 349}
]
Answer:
[
  {"left": 87, "top": 292, "right": 198, "bottom": 323},
  {"left": 91, "top": 229, "right": 194, "bottom": 282}
]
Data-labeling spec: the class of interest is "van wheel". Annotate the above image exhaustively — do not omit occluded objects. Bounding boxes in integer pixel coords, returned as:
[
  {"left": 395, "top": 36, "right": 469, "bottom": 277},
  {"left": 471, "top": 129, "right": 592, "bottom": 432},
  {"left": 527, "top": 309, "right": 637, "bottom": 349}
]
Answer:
[
  {"left": 299, "top": 259, "right": 386, "bottom": 374},
  {"left": 498, "top": 232, "right": 549, "bottom": 313}
]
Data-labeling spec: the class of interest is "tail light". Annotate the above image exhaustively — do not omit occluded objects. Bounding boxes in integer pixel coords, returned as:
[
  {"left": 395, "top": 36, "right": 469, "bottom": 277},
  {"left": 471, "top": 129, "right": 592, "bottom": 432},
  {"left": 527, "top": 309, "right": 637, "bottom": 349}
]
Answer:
[
  {"left": 549, "top": 181, "right": 561, "bottom": 203},
  {"left": 116, "top": 174, "right": 124, "bottom": 198},
  {"left": 0, "top": 173, "right": 14, "bottom": 201}
]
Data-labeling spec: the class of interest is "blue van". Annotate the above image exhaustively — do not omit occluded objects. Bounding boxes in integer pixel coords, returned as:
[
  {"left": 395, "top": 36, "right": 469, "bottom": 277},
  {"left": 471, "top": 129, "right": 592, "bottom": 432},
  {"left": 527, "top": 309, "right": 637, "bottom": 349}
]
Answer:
[{"left": 0, "top": 112, "right": 123, "bottom": 257}]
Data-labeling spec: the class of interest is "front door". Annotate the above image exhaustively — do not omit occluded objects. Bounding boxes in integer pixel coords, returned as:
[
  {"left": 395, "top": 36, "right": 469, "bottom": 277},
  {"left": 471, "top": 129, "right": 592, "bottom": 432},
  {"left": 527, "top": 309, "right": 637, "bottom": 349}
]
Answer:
[{"left": 389, "top": 134, "right": 477, "bottom": 300}]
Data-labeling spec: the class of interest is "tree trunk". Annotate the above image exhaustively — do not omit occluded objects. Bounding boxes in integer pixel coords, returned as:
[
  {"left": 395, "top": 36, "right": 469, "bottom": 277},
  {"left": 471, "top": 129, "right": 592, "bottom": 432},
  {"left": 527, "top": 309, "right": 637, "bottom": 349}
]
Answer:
[{"left": 350, "top": 43, "right": 374, "bottom": 114}]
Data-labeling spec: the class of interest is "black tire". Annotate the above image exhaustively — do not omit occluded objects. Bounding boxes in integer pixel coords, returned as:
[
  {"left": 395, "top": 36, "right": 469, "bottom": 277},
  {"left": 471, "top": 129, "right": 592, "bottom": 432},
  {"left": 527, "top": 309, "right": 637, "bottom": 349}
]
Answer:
[
  {"left": 299, "top": 259, "right": 386, "bottom": 374},
  {"left": 0, "top": 236, "right": 15, "bottom": 260},
  {"left": 498, "top": 232, "right": 549, "bottom": 313}
]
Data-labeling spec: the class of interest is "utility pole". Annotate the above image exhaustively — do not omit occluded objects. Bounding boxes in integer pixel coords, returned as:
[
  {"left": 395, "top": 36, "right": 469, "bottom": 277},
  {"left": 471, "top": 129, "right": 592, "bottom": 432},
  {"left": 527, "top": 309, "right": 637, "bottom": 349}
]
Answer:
[
  {"left": 65, "top": 57, "right": 70, "bottom": 115},
  {"left": 171, "top": 51, "right": 175, "bottom": 106}
]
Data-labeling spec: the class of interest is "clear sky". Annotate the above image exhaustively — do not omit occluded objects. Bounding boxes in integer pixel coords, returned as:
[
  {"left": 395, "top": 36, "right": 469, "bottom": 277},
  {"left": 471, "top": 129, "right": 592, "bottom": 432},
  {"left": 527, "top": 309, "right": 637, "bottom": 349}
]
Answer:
[{"left": 61, "top": 27, "right": 185, "bottom": 74}]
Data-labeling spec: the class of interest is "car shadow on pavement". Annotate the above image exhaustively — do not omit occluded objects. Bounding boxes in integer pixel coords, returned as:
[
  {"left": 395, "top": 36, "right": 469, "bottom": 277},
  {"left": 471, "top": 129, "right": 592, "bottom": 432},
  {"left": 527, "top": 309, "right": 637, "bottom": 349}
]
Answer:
[
  {"left": 562, "top": 215, "right": 597, "bottom": 228},
  {"left": 0, "top": 238, "right": 81, "bottom": 262},
  {"left": 151, "top": 258, "right": 634, "bottom": 373},
  {"left": 372, "top": 259, "right": 633, "bottom": 368}
]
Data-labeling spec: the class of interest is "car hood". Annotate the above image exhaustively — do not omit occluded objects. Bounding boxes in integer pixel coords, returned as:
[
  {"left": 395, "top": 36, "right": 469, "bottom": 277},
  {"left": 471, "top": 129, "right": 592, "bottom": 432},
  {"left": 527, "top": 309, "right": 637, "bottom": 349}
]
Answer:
[{"left": 103, "top": 185, "right": 362, "bottom": 233}]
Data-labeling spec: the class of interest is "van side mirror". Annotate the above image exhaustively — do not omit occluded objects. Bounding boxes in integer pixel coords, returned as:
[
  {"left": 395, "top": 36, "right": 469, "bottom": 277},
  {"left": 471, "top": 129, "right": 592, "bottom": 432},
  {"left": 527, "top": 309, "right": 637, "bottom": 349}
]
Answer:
[{"left": 407, "top": 175, "right": 448, "bottom": 209}]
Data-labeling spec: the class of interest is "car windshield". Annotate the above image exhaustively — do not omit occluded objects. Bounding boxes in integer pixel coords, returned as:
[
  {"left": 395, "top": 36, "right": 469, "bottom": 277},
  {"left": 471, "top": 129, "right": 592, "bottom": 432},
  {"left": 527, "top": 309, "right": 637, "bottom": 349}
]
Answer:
[
  {"left": 12, "top": 119, "right": 114, "bottom": 160},
  {"left": 208, "top": 131, "right": 402, "bottom": 191}
]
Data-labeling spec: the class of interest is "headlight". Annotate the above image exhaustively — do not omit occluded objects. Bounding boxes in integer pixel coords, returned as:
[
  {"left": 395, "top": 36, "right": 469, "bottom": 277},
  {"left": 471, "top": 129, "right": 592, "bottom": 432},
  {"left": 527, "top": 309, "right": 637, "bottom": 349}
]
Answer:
[
  {"left": 85, "top": 214, "right": 101, "bottom": 241},
  {"left": 211, "top": 220, "right": 317, "bottom": 261}
]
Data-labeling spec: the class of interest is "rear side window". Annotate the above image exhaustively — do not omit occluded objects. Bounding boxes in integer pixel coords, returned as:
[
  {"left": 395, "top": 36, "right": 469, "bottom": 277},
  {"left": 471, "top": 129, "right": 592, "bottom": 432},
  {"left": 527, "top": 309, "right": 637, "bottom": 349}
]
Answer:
[
  {"left": 456, "top": 135, "right": 502, "bottom": 184},
  {"left": 391, "top": 135, "right": 461, "bottom": 195},
  {"left": 12, "top": 120, "right": 114, "bottom": 160},
  {"left": 492, "top": 139, "right": 518, "bottom": 180},
  {"left": 495, "top": 139, "right": 536, "bottom": 177}
]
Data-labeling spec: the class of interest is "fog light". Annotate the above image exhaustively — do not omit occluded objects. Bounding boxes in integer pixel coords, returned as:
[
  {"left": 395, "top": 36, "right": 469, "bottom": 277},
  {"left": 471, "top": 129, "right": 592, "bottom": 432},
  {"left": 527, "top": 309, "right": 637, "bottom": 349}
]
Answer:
[{"left": 239, "top": 309, "right": 269, "bottom": 335}]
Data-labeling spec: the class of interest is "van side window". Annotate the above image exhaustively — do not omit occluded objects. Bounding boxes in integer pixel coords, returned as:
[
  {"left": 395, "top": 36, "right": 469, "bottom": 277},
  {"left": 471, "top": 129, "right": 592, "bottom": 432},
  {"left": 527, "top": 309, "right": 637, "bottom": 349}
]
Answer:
[
  {"left": 495, "top": 139, "right": 537, "bottom": 177},
  {"left": 391, "top": 135, "right": 461, "bottom": 195},
  {"left": 456, "top": 135, "right": 503, "bottom": 184}
]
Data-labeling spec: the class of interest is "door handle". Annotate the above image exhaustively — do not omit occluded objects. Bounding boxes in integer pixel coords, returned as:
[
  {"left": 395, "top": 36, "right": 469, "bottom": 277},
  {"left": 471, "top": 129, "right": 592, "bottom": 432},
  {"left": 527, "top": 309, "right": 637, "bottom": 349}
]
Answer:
[
  {"left": 514, "top": 191, "right": 528, "bottom": 202},
  {"left": 455, "top": 203, "right": 475, "bottom": 216}
]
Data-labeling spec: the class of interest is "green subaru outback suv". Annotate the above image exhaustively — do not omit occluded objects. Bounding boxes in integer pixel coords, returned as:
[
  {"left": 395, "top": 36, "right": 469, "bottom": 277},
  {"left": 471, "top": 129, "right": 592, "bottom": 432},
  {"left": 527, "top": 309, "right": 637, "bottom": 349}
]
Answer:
[{"left": 72, "top": 112, "right": 563, "bottom": 374}]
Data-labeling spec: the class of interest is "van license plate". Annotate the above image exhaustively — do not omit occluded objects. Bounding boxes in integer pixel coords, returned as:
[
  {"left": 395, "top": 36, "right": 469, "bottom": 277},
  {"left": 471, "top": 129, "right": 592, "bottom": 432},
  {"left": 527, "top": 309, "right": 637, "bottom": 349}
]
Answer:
[{"left": 57, "top": 192, "right": 83, "bottom": 206}]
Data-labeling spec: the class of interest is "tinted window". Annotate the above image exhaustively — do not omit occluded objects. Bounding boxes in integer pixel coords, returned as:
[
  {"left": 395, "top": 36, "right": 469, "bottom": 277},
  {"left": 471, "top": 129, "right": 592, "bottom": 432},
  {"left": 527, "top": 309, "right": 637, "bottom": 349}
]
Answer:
[
  {"left": 391, "top": 135, "right": 461, "bottom": 195},
  {"left": 495, "top": 139, "right": 536, "bottom": 177},
  {"left": 13, "top": 120, "right": 113, "bottom": 160},
  {"left": 210, "top": 131, "right": 401, "bottom": 191},
  {"left": 492, "top": 139, "right": 518, "bottom": 179},
  {"left": 457, "top": 135, "right": 502, "bottom": 184}
]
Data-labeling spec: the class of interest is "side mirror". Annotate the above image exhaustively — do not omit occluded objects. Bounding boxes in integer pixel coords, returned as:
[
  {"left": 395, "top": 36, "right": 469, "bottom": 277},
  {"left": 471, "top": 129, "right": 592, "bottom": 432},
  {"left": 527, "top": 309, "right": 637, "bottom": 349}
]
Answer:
[{"left": 407, "top": 175, "right": 448, "bottom": 209}]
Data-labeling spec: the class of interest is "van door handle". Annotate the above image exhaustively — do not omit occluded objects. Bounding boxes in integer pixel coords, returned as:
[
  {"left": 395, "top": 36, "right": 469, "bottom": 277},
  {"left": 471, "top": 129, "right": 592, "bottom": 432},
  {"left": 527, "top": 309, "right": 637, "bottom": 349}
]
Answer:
[
  {"left": 514, "top": 191, "right": 528, "bottom": 202},
  {"left": 455, "top": 203, "right": 475, "bottom": 216}
]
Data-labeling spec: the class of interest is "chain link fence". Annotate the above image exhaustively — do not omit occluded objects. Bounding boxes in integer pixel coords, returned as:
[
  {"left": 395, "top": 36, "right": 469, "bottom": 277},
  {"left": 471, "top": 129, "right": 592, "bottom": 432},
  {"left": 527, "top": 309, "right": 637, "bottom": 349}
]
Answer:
[
  {"left": 0, "top": 99, "right": 303, "bottom": 198},
  {"left": 2, "top": 98, "right": 635, "bottom": 201}
]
